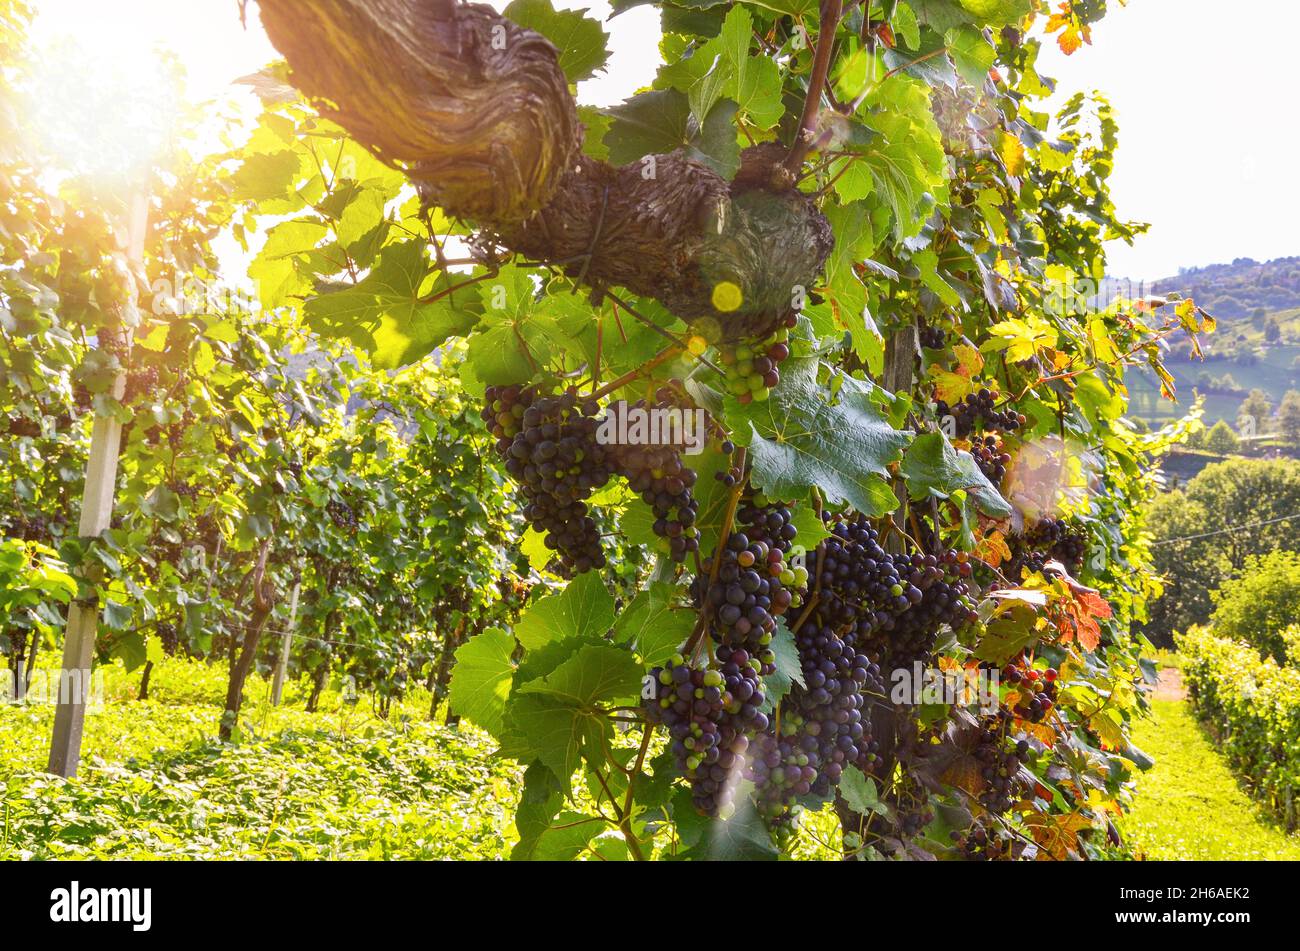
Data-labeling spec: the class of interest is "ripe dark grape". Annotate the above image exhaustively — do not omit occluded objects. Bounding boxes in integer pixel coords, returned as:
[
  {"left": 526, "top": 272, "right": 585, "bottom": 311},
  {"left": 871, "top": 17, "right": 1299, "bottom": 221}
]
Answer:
[
  {"left": 970, "top": 433, "right": 1011, "bottom": 484},
  {"left": 1006, "top": 517, "right": 1087, "bottom": 578},
  {"left": 122, "top": 365, "right": 159, "bottom": 403},
  {"left": 480, "top": 384, "right": 532, "bottom": 449},
  {"left": 4, "top": 416, "right": 41, "bottom": 438},
  {"left": 934, "top": 389, "right": 1025, "bottom": 437},
  {"left": 643, "top": 652, "right": 768, "bottom": 817},
  {"left": 973, "top": 709, "right": 1030, "bottom": 812},
  {"left": 919, "top": 324, "right": 946, "bottom": 350},
  {"left": 1002, "top": 660, "right": 1058, "bottom": 724},
  {"left": 693, "top": 496, "right": 799, "bottom": 663},
  {"left": 953, "top": 817, "right": 1015, "bottom": 860}
]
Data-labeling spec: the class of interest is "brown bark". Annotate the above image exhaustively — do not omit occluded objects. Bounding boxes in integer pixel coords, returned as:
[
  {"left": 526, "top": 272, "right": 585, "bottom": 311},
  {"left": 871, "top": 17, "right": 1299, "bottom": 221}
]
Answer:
[
  {"left": 138, "top": 660, "right": 153, "bottom": 701},
  {"left": 305, "top": 661, "right": 328, "bottom": 714},
  {"left": 220, "top": 543, "right": 276, "bottom": 741},
  {"left": 256, "top": 0, "right": 833, "bottom": 341},
  {"left": 429, "top": 614, "right": 467, "bottom": 721}
]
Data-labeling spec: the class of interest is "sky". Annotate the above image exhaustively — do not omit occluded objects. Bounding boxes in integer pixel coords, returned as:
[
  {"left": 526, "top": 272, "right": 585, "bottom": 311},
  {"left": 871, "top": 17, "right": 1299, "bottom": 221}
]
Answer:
[{"left": 24, "top": 0, "right": 1300, "bottom": 283}]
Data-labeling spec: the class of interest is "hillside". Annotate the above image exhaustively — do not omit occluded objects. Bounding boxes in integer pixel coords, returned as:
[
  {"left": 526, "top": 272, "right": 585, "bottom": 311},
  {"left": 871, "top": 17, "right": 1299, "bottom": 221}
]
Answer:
[
  {"left": 1123, "top": 257, "right": 1300, "bottom": 426},
  {"left": 1153, "top": 256, "right": 1300, "bottom": 320}
]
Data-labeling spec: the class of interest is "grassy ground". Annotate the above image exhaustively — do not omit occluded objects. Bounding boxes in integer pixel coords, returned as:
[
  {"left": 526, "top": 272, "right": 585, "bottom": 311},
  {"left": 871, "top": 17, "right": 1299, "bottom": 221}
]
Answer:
[
  {"left": 1121, "top": 697, "right": 1300, "bottom": 860},
  {"left": 1, "top": 656, "right": 521, "bottom": 859}
]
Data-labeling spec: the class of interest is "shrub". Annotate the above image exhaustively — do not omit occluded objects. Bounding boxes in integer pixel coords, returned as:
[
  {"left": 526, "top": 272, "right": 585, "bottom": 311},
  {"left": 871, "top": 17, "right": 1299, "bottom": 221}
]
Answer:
[
  {"left": 1204, "top": 420, "right": 1240, "bottom": 454},
  {"left": 1211, "top": 550, "right": 1300, "bottom": 662},
  {"left": 1180, "top": 626, "right": 1300, "bottom": 827},
  {"left": 1283, "top": 625, "right": 1300, "bottom": 667}
]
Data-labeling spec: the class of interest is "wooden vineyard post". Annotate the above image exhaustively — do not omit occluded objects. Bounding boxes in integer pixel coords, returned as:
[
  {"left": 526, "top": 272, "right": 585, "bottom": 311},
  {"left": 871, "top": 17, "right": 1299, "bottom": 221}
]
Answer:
[
  {"left": 47, "top": 192, "right": 148, "bottom": 778},
  {"left": 882, "top": 323, "right": 918, "bottom": 554},
  {"left": 270, "top": 580, "right": 301, "bottom": 706}
]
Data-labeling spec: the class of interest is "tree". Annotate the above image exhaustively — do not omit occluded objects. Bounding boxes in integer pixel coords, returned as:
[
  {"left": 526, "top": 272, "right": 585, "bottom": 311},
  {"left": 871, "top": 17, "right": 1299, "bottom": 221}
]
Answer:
[
  {"left": 1265, "top": 318, "right": 1282, "bottom": 343},
  {"left": 1144, "top": 458, "right": 1300, "bottom": 644},
  {"left": 1279, "top": 390, "right": 1300, "bottom": 444},
  {"left": 1205, "top": 420, "right": 1240, "bottom": 454},
  {"left": 1212, "top": 551, "right": 1300, "bottom": 663},
  {"left": 1238, "top": 388, "right": 1272, "bottom": 431}
]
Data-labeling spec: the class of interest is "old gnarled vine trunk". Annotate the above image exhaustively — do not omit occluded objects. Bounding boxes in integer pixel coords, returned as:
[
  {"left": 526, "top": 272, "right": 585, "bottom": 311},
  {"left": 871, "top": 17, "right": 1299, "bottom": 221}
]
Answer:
[{"left": 256, "top": 0, "right": 834, "bottom": 340}]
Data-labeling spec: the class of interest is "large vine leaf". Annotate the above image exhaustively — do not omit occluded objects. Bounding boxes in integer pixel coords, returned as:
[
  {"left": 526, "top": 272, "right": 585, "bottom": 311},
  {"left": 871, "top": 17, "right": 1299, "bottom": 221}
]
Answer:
[
  {"left": 504, "top": 0, "right": 609, "bottom": 82},
  {"left": 516, "top": 643, "right": 644, "bottom": 707},
  {"left": 724, "top": 357, "right": 910, "bottom": 516},
  {"left": 672, "top": 787, "right": 778, "bottom": 860},
  {"left": 446, "top": 626, "right": 517, "bottom": 736},
  {"left": 600, "top": 90, "right": 740, "bottom": 179},
  {"left": 613, "top": 582, "right": 695, "bottom": 667},
  {"left": 515, "top": 571, "right": 616, "bottom": 651},
  {"left": 900, "top": 431, "right": 1012, "bottom": 517},
  {"left": 509, "top": 645, "right": 644, "bottom": 787},
  {"left": 304, "top": 241, "right": 480, "bottom": 368}
]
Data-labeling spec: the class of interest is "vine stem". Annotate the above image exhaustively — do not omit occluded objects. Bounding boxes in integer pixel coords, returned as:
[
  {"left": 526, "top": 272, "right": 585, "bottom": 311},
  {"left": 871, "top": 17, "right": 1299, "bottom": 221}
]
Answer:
[
  {"left": 785, "top": 0, "right": 845, "bottom": 176},
  {"left": 589, "top": 345, "right": 682, "bottom": 400}
]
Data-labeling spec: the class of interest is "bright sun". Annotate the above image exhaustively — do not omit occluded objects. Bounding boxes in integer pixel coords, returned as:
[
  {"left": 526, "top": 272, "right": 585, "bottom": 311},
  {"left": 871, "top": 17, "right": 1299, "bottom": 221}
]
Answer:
[{"left": 22, "top": 28, "right": 181, "bottom": 184}]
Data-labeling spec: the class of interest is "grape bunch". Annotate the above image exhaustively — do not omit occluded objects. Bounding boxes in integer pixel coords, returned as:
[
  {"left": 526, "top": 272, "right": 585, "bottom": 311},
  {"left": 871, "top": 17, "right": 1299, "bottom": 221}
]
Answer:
[
  {"left": 327, "top": 499, "right": 359, "bottom": 532},
  {"left": 5, "top": 416, "right": 40, "bottom": 438},
  {"left": 170, "top": 481, "right": 199, "bottom": 500},
  {"left": 643, "top": 652, "right": 769, "bottom": 817},
  {"left": 500, "top": 391, "right": 612, "bottom": 574},
  {"left": 952, "top": 819, "right": 1015, "bottom": 860},
  {"left": 605, "top": 391, "right": 701, "bottom": 563},
  {"left": 974, "top": 710, "right": 1030, "bottom": 813},
  {"left": 896, "top": 802, "right": 936, "bottom": 838},
  {"left": 480, "top": 383, "right": 533, "bottom": 446},
  {"left": 1003, "top": 661, "right": 1057, "bottom": 723},
  {"left": 970, "top": 434, "right": 1011, "bottom": 484},
  {"left": 717, "top": 318, "right": 794, "bottom": 405},
  {"left": 792, "top": 514, "right": 980, "bottom": 672},
  {"left": 123, "top": 365, "right": 160, "bottom": 404},
  {"left": 156, "top": 621, "right": 180, "bottom": 656},
  {"left": 919, "top": 324, "right": 947, "bottom": 350},
  {"left": 1031, "top": 517, "right": 1087, "bottom": 571},
  {"left": 755, "top": 614, "right": 883, "bottom": 815},
  {"left": 934, "top": 389, "right": 1025, "bottom": 437},
  {"left": 1007, "top": 517, "right": 1087, "bottom": 577}
]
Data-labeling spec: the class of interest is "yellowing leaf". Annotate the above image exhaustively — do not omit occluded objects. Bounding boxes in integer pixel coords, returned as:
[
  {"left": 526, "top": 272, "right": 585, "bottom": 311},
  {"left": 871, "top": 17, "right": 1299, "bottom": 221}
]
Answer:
[
  {"left": 976, "top": 529, "right": 1012, "bottom": 567},
  {"left": 999, "top": 132, "right": 1026, "bottom": 176},
  {"left": 985, "top": 316, "right": 1057, "bottom": 362}
]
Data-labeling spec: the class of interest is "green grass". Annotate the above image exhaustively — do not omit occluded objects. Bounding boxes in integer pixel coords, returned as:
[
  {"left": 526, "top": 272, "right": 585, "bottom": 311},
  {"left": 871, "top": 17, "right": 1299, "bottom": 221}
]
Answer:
[
  {"left": 1121, "top": 698, "right": 1300, "bottom": 860},
  {"left": 1, "top": 656, "right": 521, "bottom": 859},
  {"left": 1144, "top": 648, "right": 1185, "bottom": 671}
]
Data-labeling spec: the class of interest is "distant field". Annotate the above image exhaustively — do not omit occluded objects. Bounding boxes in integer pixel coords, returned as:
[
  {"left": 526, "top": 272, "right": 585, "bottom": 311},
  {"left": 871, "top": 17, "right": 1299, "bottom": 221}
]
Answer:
[{"left": 1130, "top": 340, "right": 1300, "bottom": 426}]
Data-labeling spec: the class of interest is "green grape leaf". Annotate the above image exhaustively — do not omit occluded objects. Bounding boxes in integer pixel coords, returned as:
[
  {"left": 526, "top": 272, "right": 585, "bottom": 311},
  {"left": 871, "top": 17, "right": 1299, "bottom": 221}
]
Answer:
[
  {"left": 957, "top": 0, "right": 1032, "bottom": 26},
  {"left": 447, "top": 626, "right": 518, "bottom": 736},
  {"left": 672, "top": 787, "right": 779, "bottom": 860},
  {"left": 945, "top": 25, "right": 996, "bottom": 86},
  {"left": 601, "top": 90, "right": 740, "bottom": 178},
  {"left": 510, "top": 762, "right": 565, "bottom": 861},
  {"left": 839, "top": 766, "right": 886, "bottom": 816},
  {"left": 515, "top": 571, "right": 617, "bottom": 651},
  {"left": 973, "top": 602, "right": 1043, "bottom": 665},
  {"left": 613, "top": 582, "right": 695, "bottom": 667},
  {"left": 899, "top": 431, "right": 1012, "bottom": 517},
  {"left": 304, "top": 242, "right": 479, "bottom": 368},
  {"left": 516, "top": 643, "right": 644, "bottom": 707},
  {"left": 504, "top": 0, "right": 610, "bottom": 82},
  {"left": 510, "top": 645, "right": 644, "bottom": 787},
  {"left": 725, "top": 358, "right": 910, "bottom": 517}
]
